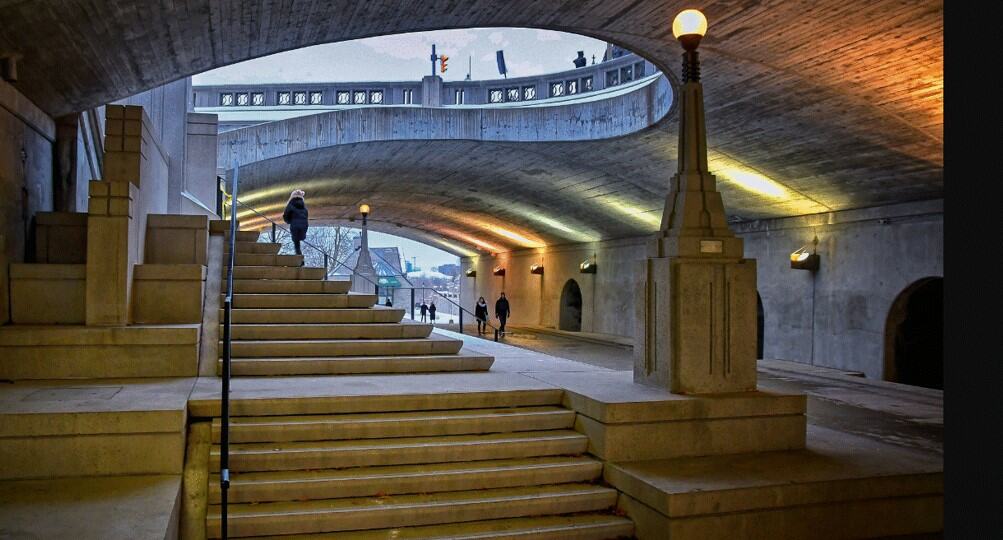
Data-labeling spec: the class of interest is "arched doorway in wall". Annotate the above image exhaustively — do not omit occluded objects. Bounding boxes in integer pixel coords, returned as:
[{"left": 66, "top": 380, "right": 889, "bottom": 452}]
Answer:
[
  {"left": 559, "top": 279, "right": 583, "bottom": 332},
  {"left": 757, "top": 292, "right": 765, "bottom": 360},
  {"left": 884, "top": 277, "right": 943, "bottom": 389}
]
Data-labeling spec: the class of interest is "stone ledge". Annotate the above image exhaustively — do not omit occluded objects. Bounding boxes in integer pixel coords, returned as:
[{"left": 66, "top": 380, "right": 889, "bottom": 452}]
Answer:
[
  {"left": 0, "top": 324, "right": 200, "bottom": 346},
  {"left": 0, "top": 475, "right": 182, "bottom": 538},
  {"left": 36, "top": 211, "right": 88, "bottom": 226},
  {"left": 10, "top": 263, "right": 86, "bottom": 280},
  {"left": 147, "top": 213, "right": 209, "bottom": 229},
  {"left": 527, "top": 370, "right": 806, "bottom": 424},
  {"left": 606, "top": 425, "right": 943, "bottom": 519},
  {"left": 134, "top": 263, "right": 207, "bottom": 281}
]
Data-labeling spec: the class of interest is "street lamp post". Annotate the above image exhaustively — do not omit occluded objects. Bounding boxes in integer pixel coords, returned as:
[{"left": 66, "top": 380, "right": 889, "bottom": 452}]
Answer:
[{"left": 633, "top": 9, "right": 759, "bottom": 395}]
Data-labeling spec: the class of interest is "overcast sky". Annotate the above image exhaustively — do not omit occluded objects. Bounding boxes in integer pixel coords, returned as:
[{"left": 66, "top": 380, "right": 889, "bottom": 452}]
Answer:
[
  {"left": 194, "top": 28, "right": 607, "bottom": 84},
  {"left": 198, "top": 28, "right": 608, "bottom": 269}
]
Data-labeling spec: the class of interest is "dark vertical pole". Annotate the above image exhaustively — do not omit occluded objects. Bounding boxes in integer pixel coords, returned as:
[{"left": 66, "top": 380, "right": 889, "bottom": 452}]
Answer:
[
  {"left": 411, "top": 289, "right": 415, "bottom": 321},
  {"left": 270, "top": 223, "right": 276, "bottom": 243},
  {"left": 459, "top": 307, "right": 464, "bottom": 335},
  {"left": 323, "top": 253, "right": 329, "bottom": 277}
]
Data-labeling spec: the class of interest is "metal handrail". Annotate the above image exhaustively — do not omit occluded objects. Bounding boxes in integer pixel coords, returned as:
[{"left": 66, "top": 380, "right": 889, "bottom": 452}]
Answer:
[
  {"left": 365, "top": 247, "right": 502, "bottom": 339},
  {"left": 234, "top": 198, "right": 502, "bottom": 340},
  {"left": 219, "top": 162, "right": 240, "bottom": 540}
]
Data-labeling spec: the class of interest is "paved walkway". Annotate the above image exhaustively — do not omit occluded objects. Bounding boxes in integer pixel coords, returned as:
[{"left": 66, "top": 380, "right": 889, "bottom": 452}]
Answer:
[{"left": 441, "top": 326, "right": 943, "bottom": 456}]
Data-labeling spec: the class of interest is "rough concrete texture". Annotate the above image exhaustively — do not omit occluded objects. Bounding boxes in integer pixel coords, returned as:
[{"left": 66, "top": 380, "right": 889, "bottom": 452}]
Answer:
[
  {"left": 115, "top": 77, "right": 192, "bottom": 215},
  {"left": 463, "top": 200, "right": 943, "bottom": 382},
  {"left": 0, "top": 80, "right": 55, "bottom": 325},
  {"left": 733, "top": 200, "right": 944, "bottom": 379},
  {"left": 0, "top": 475, "right": 182, "bottom": 540},
  {"left": 182, "top": 112, "right": 220, "bottom": 216}
]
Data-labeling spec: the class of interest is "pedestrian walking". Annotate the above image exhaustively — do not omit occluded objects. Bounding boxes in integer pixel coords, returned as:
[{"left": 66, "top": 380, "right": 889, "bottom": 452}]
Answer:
[
  {"left": 282, "top": 189, "right": 308, "bottom": 264},
  {"left": 495, "top": 292, "right": 511, "bottom": 336},
  {"left": 429, "top": 302, "right": 437, "bottom": 325},
  {"left": 475, "top": 296, "right": 489, "bottom": 335},
  {"left": 384, "top": 297, "right": 393, "bottom": 307},
  {"left": 420, "top": 301, "right": 428, "bottom": 323}
]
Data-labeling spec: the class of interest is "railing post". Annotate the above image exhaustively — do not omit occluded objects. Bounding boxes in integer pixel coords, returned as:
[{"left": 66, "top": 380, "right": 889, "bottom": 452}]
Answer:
[
  {"left": 459, "top": 307, "right": 463, "bottom": 335},
  {"left": 270, "top": 223, "right": 276, "bottom": 243},
  {"left": 494, "top": 328, "right": 499, "bottom": 342},
  {"left": 323, "top": 253, "right": 328, "bottom": 276},
  {"left": 411, "top": 289, "right": 415, "bottom": 321}
]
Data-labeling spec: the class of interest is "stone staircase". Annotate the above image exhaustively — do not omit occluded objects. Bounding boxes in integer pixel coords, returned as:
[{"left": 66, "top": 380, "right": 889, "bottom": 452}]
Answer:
[
  {"left": 205, "top": 229, "right": 633, "bottom": 538},
  {"left": 219, "top": 231, "right": 493, "bottom": 376},
  {"left": 203, "top": 390, "right": 632, "bottom": 539}
]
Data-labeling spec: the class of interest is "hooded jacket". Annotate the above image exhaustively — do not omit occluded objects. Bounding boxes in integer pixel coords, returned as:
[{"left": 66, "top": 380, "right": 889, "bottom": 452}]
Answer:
[{"left": 283, "top": 198, "right": 309, "bottom": 240}]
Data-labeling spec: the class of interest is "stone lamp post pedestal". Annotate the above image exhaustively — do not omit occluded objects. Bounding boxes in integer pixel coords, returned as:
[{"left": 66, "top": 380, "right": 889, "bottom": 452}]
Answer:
[{"left": 634, "top": 33, "right": 758, "bottom": 395}]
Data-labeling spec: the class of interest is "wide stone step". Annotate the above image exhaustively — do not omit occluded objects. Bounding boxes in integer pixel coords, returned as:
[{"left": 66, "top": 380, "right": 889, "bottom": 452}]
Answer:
[
  {"left": 232, "top": 253, "right": 304, "bottom": 267},
  {"left": 189, "top": 387, "right": 565, "bottom": 418},
  {"left": 225, "top": 266, "right": 326, "bottom": 280},
  {"left": 223, "top": 351, "right": 494, "bottom": 376},
  {"left": 212, "top": 406, "right": 576, "bottom": 443},
  {"left": 228, "top": 293, "right": 376, "bottom": 309},
  {"left": 222, "top": 230, "right": 261, "bottom": 242},
  {"left": 225, "top": 307, "right": 404, "bottom": 324},
  {"left": 213, "top": 513, "right": 634, "bottom": 540},
  {"left": 209, "top": 455, "right": 601, "bottom": 504},
  {"left": 225, "top": 322, "right": 432, "bottom": 341},
  {"left": 225, "top": 241, "right": 281, "bottom": 254},
  {"left": 205, "top": 483, "right": 618, "bottom": 538},
  {"left": 227, "top": 335, "right": 463, "bottom": 358},
  {"left": 210, "top": 430, "right": 589, "bottom": 472},
  {"left": 231, "top": 279, "right": 351, "bottom": 294}
]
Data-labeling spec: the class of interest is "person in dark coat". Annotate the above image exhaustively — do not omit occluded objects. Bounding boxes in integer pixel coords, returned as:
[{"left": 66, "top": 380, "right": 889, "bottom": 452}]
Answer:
[
  {"left": 495, "top": 292, "right": 511, "bottom": 336},
  {"left": 282, "top": 190, "right": 308, "bottom": 259},
  {"left": 419, "top": 301, "right": 428, "bottom": 322},
  {"left": 474, "top": 296, "right": 489, "bottom": 335},
  {"left": 428, "top": 302, "right": 437, "bottom": 324},
  {"left": 384, "top": 297, "right": 393, "bottom": 307}
]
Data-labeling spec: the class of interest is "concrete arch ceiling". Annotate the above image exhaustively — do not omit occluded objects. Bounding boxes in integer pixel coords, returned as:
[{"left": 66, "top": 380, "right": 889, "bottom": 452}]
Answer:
[{"left": 0, "top": 0, "right": 942, "bottom": 253}]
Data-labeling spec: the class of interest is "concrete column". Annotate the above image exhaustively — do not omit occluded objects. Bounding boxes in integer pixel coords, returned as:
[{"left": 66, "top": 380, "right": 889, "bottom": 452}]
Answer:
[
  {"left": 85, "top": 104, "right": 166, "bottom": 325},
  {"left": 85, "top": 178, "right": 137, "bottom": 325},
  {"left": 421, "top": 76, "right": 443, "bottom": 108},
  {"left": 634, "top": 74, "right": 758, "bottom": 395}
]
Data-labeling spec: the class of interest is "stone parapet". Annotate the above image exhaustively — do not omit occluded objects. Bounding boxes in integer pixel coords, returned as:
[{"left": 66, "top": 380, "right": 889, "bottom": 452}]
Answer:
[
  {"left": 9, "top": 264, "right": 86, "bottom": 324},
  {"left": 33, "top": 212, "right": 88, "bottom": 264},
  {"left": 144, "top": 213, "right": 209, "bottom": 265},
  {"left": 133, "top": 263, "right": 207, "bottom": 324}
]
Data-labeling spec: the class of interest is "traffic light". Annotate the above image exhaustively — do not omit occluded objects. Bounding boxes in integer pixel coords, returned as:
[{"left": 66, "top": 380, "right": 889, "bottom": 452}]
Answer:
[{"left": 440, "top": 55, "right": 449, "bottom": 73}]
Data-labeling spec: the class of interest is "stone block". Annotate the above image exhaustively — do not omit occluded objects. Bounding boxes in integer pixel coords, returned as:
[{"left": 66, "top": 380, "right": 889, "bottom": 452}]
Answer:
[
  {"left": 88, "top": 196, "right": 108, "bottom": 215},
  {"left": 145, "top": 214, "right": 209, "bottom": 265},
  {"left": 104, "top": 150, "right": 141, "bottom": 184},
  {"left": 133, "top": 264, "right": 207, "bottom": 324},
  {"left": 89, "top": 180, "right": 109, "bottom": 196},
  {"left": 34, "top": 212, "right": 87, "bottom": 264},
  {"left": 576, "top": 413, "right": 806, "bottom": 461},
  {"left": 85, "top": 214, "right": 133, "bottom": 325},
  {"left": 0, "top": 324, "right": 200, "bottom": 379},
  {"left": 9, "top": 264, "right": 86, "bottom": 324},
  {"left": 635, "top": 256, "right": 758, "bottom": 394}
]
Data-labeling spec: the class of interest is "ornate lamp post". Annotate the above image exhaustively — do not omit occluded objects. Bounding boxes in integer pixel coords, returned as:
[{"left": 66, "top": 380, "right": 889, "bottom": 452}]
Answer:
[
  {"left": 352, "top": 203, "right": 378, "bottom": 297},
  {"left": 633, "top": 9, "right": 759, "bottom": 394}
]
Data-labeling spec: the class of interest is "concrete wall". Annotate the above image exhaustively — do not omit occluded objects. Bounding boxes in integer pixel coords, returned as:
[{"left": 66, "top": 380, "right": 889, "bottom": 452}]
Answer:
[
  {"left": 460, "top": 238, "right": 646, "bottom": 337},
  {"left": 115, "top": 77, "right": 193, "bottom": 214},
  {"left": 461, "top": 200, "right": 943, "bottom": 381},
  {"left": 734, "top": 199, "right": 943, "bottom": 379},
  {"left": 0, "top": 80, "right": 55, "bottom": 324},
  {"left": 180, "top": 113, "right": 219, "bottom": 217}
]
